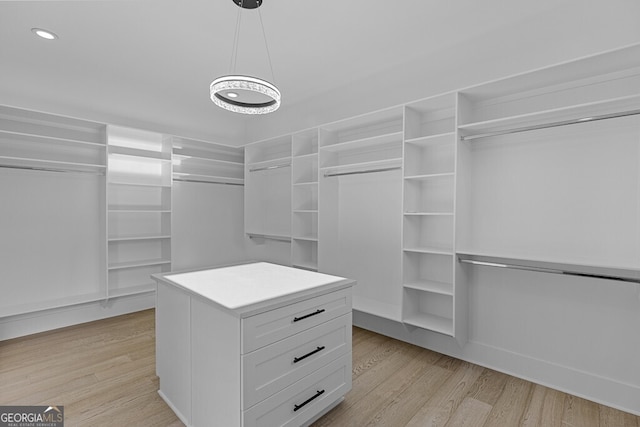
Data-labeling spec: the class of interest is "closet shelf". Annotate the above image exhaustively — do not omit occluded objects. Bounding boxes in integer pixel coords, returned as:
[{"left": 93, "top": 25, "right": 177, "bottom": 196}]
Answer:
[
  {"left": 292, "top": 235, "right": 318, "bottom": 242},
  {"left": 247, "top": 157, "right": 292, "bottom": 171},
  {"left": 108, "top": 234, "right": 171, "bottom": 242},
  {"left": 108, "top": 146, "right": 171, "bottom": 161},
  {"left": 293, "top": 181, "right": 318, "bottom": 187},
  {"left": 404, "top": 212, "right": 454, "bottom": 216},
  {"left": 108, "top": 258, "right": 171, "bottom": 270},
  {"left": 403, "top": 280, "right": 453, "bottom": 296},
  {"left": 172, "top": 172, "right": 244, "bottom": 185},
  {"left": 292, "top": 261, "right": 318, "bottom": 271},
  {"left": 172, "top": 154, "right": 244, "bottom": 166},
  {"left": 404, "top": 247, "right": 453, "bottom": 256},
  {"left": 108, "top": 207, "right": 171, "bottom": 213},
  {"left": 293, "top": 152, "right": 318, "bottom": 160},
  {"left": 320, "top": 158, "right": 402, "bottom": 177},
  {"left": 0, "top": 291, "right": 108, "bottom": 318},
  {"left": 293, "top": 209, "right": 318, "bottom": 214},
  {"left": 0, "top": 129, "right": 107, "bottom": 148},
  {"left": 108, "top": 284, "right": 156, "bottom": 298},
  {"left": 107, "top": 180, "right": 171, "bottom": 188},
  {"left": 403, "top": 313, "right": 453, "bottom": 336},
  {"left": 404, "top": 172, "right": 454, "bottom": 181},
  {"left": 320, "top": 131, "right": 402, "bottom": 153},
  {"left": 404, "top": 131, "right": 456, "bottom": 146},
  {"left": 352, "top": 297, "right": 401, "bottom": 322},
  {"left": 0, "top": 155, "right": 106, "bottom": 173},
  {"left": 458, "top": 93, "right": 640, "bottom": 139}
]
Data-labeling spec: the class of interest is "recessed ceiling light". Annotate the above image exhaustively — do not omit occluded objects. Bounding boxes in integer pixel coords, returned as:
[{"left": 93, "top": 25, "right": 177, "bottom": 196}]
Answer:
[
  {"left": 31, "top": 28, "right": 58, "bottom": 40},
  {"left": 227, "top": 92, "right": 239, "bottom": 98}
]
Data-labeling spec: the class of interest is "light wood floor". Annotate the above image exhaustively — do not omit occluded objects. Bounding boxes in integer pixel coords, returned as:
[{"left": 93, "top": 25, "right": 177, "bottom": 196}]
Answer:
[{"left": 1, "top": 310, "right": 637, "bottom": 426}]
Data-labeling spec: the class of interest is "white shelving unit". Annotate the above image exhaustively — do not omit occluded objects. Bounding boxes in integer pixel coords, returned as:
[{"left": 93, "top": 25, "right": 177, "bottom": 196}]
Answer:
[
  {"left": 401, "top": 92, "right": 460, "bottom": 338},
  {"left": 0, "top": 105, "right": 107, "bottom": 317},
  {"left": 291, "top": 129, "right": 319, "bottom": 271},
  {"left": 107, "top": 125, "right": 172, "bottom": 298},
  {"left": 319, "top": 106, "right": 404, "bottom": 321},
  {"left": 172, "top": 136, "right": 244, "bottom": 186}
]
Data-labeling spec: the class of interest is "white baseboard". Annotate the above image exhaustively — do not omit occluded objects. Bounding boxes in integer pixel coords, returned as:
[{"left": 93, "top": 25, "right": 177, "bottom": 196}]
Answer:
[
  {"left": 0, "top": 292, "right": 155, "bottom": 341},
  {"left": 353, "top": 310, "right": 640, "bottom": 416}
]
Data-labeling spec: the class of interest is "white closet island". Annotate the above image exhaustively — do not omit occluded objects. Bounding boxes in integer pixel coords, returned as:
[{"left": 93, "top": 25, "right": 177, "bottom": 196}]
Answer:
[{"left": 152, "top": 262, "right": 354, "bottom": 427}]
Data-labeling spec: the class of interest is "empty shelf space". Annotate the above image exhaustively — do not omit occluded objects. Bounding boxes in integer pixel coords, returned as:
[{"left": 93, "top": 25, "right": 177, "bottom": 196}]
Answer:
[
  {"left": 108, "top": 258, "right": 172, "bottom": 270},
  {"left": 247, "top": 157, "right": 292, "bottom": 172},
  {"left": 321, "top": 158, "right": 402, "bottom": 177},
  {"left": 292, "top": 235, "right": 318, "bottom": 242},
  {"left": 1, "top": 291, "right": 107, "bottom": 318},
  {"left": 352, "top": 296, "right": 401, "bottom": 322},
  {"left": 172, "top": 173, "right": 244, "bottom": 185},
  {"left": 0, "top": 129, "right": 106, "bottom": 148},
  {"left": 0, "top": 155, "right": 106, "bottom": 173},
  {"left": 107, "top": 283, "right": 156, "bottom": 298},
  {"left": 108, "top": 207, "right": 170, "bottom": 213},
  {"left": 404, "top": 131, "right": 456, "bottom": 146},
  {"left": 321, "top": 131, "right": 403, "bottom": 152},
  {"left": 292, "top": 261, "right": 318, "bottom": 271},
  {"left": 403, "top": 313, "right": 453, "bottom": 336},
  {"left": 108, "top": 145, "right": 170, "bottom": 160},
  {"left": 403, "top": 280, "right": 453, "bottom": 296},
  {"left": 404, "top": 212, "right": 454, "bottom": 216},
  {"left": 172, "top": 154, "right": 243, "bottom": 166},
  {"left": 108, "top": 180, "right": 171, "bottom": 188}
]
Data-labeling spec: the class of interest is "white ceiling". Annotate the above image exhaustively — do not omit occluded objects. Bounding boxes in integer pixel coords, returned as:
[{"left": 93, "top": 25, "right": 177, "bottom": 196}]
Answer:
[{"left": 1, "top": 1, "right": 640, "bottom": 146}]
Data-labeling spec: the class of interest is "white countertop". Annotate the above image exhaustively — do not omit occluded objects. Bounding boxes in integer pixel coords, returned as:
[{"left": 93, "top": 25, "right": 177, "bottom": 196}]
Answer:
[{"left": 155, "top": 262, "right": 353, "bottom": 315}]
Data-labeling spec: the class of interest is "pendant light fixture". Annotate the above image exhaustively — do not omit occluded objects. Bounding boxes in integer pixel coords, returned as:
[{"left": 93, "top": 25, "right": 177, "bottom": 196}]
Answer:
[{"left": 210, "top": 0, "right": 281, "bottom": 114}]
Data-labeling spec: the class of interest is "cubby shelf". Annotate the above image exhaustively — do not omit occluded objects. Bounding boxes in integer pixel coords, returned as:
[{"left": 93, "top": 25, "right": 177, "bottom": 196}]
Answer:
[
  {"left": 108, "top": 145, "right": 170, "bottom": 160},
  {"left": 172, "top": 154, "right": 243, "bottom": 166},
  {"left": 320, "top": 157, "right": 402, "bottom": 175},
  {"left": 404, "top": 212, "right": 454, "bottom": 216},
  {"left": 108, "top": 208, "right": 171, "bottom": 213},
  {"left": 403, "top": 281, "right": 453, "bottom": 296},
  {"left": 403, "top": 247, "right": 453, "bottom": 256},
  {"left": 321, "top": 131, "right": 403, "bottom": 152},
  {"left": 172, "top": 173, "right": 244, "bottom": 185},
  {"left": 293, "top": 181, "right": 317, "bottom": 187},
  {"left": 292, "top": 261, "right": 318, "bottom": 271},
  {"left": 292, "top": 236, "right": 318, "bottom": 242},
  {"left": 108, "top": 258, "right": 172, "bottom": 270},
  {"left": 404, "top": 131, "right": 456, "bottom": 146},
  {"left": 108, "top": 234, "right": 171, "bottom": 242},
  {"left": 403, "top": 313, "right": 453, "bottom": 336},
  {"left": 247, "top": 157, "right": 292, "bottom": 170},
  {"left": 404, "top": 172, "right": 455, "bottom": 181}
]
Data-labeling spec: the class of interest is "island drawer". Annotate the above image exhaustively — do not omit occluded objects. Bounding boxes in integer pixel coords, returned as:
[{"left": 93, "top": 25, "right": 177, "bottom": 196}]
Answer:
[{"left": 242, "top": 288, "right": 351, "bottom": 353}]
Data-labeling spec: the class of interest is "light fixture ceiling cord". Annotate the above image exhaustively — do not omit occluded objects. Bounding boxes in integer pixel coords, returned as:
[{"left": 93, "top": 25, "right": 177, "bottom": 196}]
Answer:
[
  {"left": 258, "top": 6, "right": 276, "bottom": 84},
  {"left": 230, "top": 3, "right": 243, "bottom": 74}
]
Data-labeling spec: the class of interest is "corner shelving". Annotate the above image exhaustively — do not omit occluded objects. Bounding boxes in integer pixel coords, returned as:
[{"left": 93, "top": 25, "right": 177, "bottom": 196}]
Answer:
[
  {"left": 172, "top": 136, "right": 244, "bottom": 186},
  {"left": 107, "top": 125, "right": 172, "bottom": 298},
  {"left": 401, "top": 92, "right": 458, "bottom": 337},
  {"left": 291, "top": 129, "right": 319, "bottom": 271}
]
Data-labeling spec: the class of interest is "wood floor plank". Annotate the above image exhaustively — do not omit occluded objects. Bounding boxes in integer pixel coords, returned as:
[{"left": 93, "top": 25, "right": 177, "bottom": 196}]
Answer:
[
  {"left": 463, "top": 367, "right": 509, "bottom": 406},
  {"left": 562, "top": 395, "right": 601, "bottom": 427},
  {"left": 482, "top": 375, "right": 533, "bottom": 427},
  {"left": 405, "top": 361, "right": 485, "bottom": 427},
  {"left": 444, "top": 397, "right": 493, "bottom": 427}
]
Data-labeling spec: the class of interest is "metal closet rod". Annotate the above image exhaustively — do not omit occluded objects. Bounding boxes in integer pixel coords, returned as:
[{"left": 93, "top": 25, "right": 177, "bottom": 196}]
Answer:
[
  {"left": 249, "top": 163, "right": 290, "bottom": 172},
  {"left": 0, "top": 163, "right": 104, "bottom": 175},
  {"left": 173, "top": 177, "right": 244, "bottom": 186},
  {"left": 458, "top": 258, "right": 640, "bottom": 284},
  {"left": 461, "top": 108, "right": 640, "bottom": 141},
  {"left": 323, "top": 166, "right": 401, "bottom": 178}
]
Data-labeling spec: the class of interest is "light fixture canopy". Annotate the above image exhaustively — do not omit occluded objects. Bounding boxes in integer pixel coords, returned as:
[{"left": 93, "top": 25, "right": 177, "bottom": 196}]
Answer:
[{"left": 210, "top": 0, "right": 280, "bottom": 114}]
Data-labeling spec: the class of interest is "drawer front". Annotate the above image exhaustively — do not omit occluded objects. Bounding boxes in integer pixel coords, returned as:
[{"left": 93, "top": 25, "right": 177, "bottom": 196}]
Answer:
[
  {"left": 242, "top": 288, "right": 352, "bottom": 353},
  {"left": 242, "top": 353, "right": 351, "bottom": 427},
  {"left": 243, "top": 313, "right": 351, "bottom": 409}
]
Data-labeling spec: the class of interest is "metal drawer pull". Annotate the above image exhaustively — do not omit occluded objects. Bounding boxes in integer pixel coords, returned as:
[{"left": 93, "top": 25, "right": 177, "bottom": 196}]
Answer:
[
  {"left": 293, "top": 346, "right": 326, "bottom": 364},
  {"left": 293, "top": 309, "right": 325, "bottom": 322},
  {"left": 293, "top": 389, "right": 325, "bottom": 412}
]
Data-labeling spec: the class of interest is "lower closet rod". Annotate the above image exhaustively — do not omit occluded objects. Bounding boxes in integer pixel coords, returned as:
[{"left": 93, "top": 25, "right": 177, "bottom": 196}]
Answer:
[
  {"left": 323, "top": 166, "right": 401, "bottom": 178},
  {"left": 458, "top": 258, "right": 640, "bottom": 284}
]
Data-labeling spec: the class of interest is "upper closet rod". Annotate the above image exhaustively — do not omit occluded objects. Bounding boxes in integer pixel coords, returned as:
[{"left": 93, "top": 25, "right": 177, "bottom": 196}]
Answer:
[
  {"left": 458, "top": 258, "right": 640, "bottom": 284},
  {"left": 173, "top": 177, "right": 244, "bottom": 186},
  {"left": 249, "top": 163, "right": 290, "bottom": 173},
  {"left": 0, "top": 163, "right": 105, "bottom": 175},
  {"left": 323, "top": 166, "right": 401, "bottom": 178},
  {"left": 461, "top": 108, "right": 640, "bottom": 141}
]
